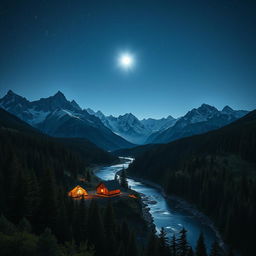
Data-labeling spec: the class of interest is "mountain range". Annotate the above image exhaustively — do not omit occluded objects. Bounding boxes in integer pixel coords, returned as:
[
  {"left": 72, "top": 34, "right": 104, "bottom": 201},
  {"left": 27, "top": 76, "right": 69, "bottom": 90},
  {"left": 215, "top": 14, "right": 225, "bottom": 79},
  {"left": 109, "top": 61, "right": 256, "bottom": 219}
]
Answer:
[
  {"left": 0, "top": 90, "right": 249, "bottom": 148},
  {"left": 0, "top": 90, "right": 133, "bottom": 151},
  {"left": 145, "top": 104, "right": 248, "bottom": 144},
  {"left": 88, "top": 104, "right": 248, "bottom": 145}
]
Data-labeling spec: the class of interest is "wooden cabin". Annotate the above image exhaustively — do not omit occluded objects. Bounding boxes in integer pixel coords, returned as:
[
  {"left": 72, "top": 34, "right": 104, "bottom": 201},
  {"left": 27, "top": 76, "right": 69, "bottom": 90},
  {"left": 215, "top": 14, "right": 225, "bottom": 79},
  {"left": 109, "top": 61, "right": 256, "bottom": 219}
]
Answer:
[
  {"left": 96, "top": 180, "right": 121, "bottom": 196},
  {"left": 68, "top": 185, "right": 88, "bottom": 198}
]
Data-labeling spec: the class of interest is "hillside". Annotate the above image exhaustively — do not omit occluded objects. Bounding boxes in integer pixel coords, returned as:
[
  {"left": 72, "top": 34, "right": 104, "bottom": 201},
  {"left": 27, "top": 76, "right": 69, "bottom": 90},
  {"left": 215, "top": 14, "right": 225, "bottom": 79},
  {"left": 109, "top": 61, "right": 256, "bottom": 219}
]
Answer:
[
  {"left": 0, "top": 108, "right": 117, "bottom": 171},
  {"left": 127, "top": 110, "right": 256, "bottom": 256},
  {"left": 113, "top": 143, "right": 156, "bottom": 158}
]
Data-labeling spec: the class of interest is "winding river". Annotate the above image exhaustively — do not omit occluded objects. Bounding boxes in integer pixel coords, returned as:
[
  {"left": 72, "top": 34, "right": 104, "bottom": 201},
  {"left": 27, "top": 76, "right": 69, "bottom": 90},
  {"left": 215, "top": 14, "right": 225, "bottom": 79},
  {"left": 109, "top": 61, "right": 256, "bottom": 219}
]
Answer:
[{"left": 95, "top": 157, "right": 222, "bottom": 251}]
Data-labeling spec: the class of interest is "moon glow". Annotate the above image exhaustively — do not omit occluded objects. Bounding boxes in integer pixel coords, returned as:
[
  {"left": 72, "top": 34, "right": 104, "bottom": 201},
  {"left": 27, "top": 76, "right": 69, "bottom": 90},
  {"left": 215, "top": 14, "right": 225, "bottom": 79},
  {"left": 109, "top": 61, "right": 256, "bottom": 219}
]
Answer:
[{"left": 118, "top": 53, "right": 134, "bottom": 70}]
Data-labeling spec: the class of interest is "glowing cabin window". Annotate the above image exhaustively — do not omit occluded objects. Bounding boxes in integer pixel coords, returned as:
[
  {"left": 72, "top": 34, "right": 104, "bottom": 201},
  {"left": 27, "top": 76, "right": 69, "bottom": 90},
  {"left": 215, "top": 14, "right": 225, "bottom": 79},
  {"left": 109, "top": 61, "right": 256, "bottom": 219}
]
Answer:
[
  {"left": 77, "top": 189, "right": 82, "bottom": 195},
  {"left": 101, "top": 188, "right": 104, "bottom": 193}
]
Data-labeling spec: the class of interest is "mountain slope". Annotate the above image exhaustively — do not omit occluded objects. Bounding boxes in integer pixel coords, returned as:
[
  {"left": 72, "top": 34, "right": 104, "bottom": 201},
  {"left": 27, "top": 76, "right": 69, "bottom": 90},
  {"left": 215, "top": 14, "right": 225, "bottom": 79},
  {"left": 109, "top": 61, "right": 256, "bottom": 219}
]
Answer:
[
  {"left": 128, "top": 110, "right": 256, "bottom": 256},
  {"left": 0, "top": 108, "right": 39, "bottom": 134},
  {"left": 141, "top": 115, "right": 177, "bottom": 132},
  {"left": 0, "top": 108, "right": 117, "bottom": 166},
  {"left": 0, "top": 90, "right": 134, "bottom": 151},
  {"left": 146, "top": 104, "right": 248, "bottom": 144},
  {"left": 88, "top": 110, "right": 152, "bottom": 144}
]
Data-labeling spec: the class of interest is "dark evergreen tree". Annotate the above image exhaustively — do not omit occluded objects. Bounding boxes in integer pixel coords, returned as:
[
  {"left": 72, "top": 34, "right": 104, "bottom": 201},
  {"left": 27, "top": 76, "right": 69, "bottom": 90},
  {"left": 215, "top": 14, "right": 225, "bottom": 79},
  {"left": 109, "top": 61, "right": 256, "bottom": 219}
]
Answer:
[
  {"left": 63, "top": 240, "right": 77, "bottom": 255},
  {"left": 159, "top": 227, "right": 169, "bottom": 256},
  {"left": 55, "top": 192, "right": 71, "bottom": 242},
  {"left": 7, "top": 156, "right": 27, "bottom": 222},
  {"left": 176, "top": 228, "right": 188, "bottom": 256},
  {"left": 0, "top": 168, "right": 4, "bottom": 215},
  {"left": 117, "top": 241, "right": 126, "bottom": 256},
  {"left": 170, "top": 234, "right": 177, "bottom": 256},
  {"left": 120, "top": 169, "right": 128, "bottom": 189},
  {"left": 120, "top": 220, "right": 130, "bottom": 254},
  {"left": 188, "top": 247, "right": 194, "bottom": 256},
  {"left": 145, "top": 233, "right": 158, "bottom": 256},
  {"left": 104, "top": 200, "right": 117, "bottom": 256},
  {"left": 121, "top": 220, "right": 130, "bottom": 242},
  {"left": 226, "top": 248, "right": 234, "bottom": 256},
  {"left": 127, "top": 232, "right": 139, "bottom": 256},
  {"left": 37, "top": 228, "right": 59, "bottom": 256},
  {"left": 24, "top": 170, "right": 40, "bottom": 219},
  {"left": 86, "top": 170, "right": 91, "bottom": 183},
  {"left": 196, "top": 233, "right": 207, "bottom": 256},
  {"left": 0, "top": 214, "right": 16, "bottom": 235},
  {"left": 37, "top": 168, "right": 58, "bottom": 233},
  {"left": 87, "top": 201, "right": 105, "bottom": 256},
  {"left": 18, "top": 217, "right": 32, "bottom": 233},
  {"left": 76, "top": 242, "right": 95, "bottom": 256},
  {"left": 210, "top": 241, "right": 221, "bottom": 256}
]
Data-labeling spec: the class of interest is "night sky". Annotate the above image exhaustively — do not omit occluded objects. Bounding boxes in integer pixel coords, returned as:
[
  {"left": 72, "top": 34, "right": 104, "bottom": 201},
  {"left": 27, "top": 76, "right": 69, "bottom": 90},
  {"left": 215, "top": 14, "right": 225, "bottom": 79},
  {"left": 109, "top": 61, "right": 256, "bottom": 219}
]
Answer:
[{"left": 0, "top": 0, "right": 255, "bottom": 119}]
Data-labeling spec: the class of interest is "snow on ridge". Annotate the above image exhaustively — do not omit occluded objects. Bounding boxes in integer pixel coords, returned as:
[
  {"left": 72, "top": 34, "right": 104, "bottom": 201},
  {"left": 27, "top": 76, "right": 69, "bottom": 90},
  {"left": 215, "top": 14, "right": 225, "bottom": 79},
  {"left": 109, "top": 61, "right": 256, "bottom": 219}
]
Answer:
[{"left": 26, "top": 108, "right": 50, "bottom": 124}]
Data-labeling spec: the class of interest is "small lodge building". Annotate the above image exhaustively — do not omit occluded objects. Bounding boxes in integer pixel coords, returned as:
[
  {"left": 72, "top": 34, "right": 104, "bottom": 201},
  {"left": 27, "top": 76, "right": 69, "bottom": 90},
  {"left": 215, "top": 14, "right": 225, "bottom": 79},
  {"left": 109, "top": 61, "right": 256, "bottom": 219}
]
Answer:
[
  {"left": 68, "top": 185, "right": 88, "bottom": 198},
  {"left": 96, "top": 180, "right": 121, "bottom": 196}
]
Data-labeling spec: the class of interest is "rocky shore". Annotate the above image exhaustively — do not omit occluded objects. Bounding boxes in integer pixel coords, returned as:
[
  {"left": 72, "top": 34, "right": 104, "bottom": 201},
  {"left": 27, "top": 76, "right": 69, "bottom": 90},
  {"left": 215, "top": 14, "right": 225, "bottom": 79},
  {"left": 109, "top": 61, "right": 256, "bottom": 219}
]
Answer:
[{"left": 128, "top": 175, "right": 225, "bottom": 249}]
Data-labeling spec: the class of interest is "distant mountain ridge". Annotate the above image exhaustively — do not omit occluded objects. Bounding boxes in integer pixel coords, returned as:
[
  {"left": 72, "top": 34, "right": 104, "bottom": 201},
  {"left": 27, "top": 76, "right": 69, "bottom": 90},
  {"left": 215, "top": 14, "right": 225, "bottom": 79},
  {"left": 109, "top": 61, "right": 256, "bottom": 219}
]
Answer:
[
  {"left": 0, "top": 90, "right": 134, "bottom": 151},
  {"left": 87, "top": 109, "right": 153, "bottom": 144},
  {"left": 141, "top": 115, "right": 177, "bottom": 132},
  {"left": 145, "top": 103, "right": 248, "bottom": 144},
  {"left": 0, "top": 90, "right": 249, "bottom": 147},
  {"left": 87, "top": 103, "right": 248, "bottom": 145}
]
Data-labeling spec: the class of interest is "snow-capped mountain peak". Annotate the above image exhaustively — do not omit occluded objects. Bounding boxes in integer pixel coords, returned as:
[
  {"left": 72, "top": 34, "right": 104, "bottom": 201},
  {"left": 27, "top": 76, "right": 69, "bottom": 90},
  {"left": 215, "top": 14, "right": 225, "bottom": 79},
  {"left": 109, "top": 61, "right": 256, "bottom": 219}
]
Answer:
[
  {"left": 71, "top": 100, "right": 82, "bottom": 111},
  {"left": 2, "top": 90, "right": 28, "bottom": 104},
  {"left": 86, "top": 108, "right": 96, "bottom": 115},
  {"left": 198, "top": 103, "right": 218, "bottom": 113},
  {"left": 53, "top": 90, "right": 66, "bottom": 98},
  {"left": 222, "top": 105, "right": 234, "bottom": 113},
  {"left": 183, "top": 104, "right": 219, "bottom": 124}
]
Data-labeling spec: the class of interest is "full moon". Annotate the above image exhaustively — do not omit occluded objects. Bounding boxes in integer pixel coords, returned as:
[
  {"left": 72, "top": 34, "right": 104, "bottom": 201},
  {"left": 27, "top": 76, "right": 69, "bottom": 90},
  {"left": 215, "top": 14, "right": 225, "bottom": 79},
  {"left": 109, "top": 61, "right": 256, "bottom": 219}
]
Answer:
[{"left": 118, "top": 53, "right": 134, "bottom": 70}]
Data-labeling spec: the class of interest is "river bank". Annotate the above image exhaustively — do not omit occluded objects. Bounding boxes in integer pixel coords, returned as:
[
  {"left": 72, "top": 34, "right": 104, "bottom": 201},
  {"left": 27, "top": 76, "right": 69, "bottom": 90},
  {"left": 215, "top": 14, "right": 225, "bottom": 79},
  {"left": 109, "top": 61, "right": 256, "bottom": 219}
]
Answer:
[
  {"left": 94, "top": 157, "right": 222, "bottom": 251},
  {"left": 127, "top": 175, "right": 225, "bottom": 249},
  {"left": 92, "top": 161, "right": 156, "bottom": 234}
]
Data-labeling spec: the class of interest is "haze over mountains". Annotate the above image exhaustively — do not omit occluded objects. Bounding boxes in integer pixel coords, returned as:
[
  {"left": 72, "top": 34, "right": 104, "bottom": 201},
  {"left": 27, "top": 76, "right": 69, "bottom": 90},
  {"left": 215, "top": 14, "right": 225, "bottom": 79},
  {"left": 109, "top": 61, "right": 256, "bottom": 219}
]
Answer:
[{"left": 0, "top": 90, "right": 249, "bottom": 148}]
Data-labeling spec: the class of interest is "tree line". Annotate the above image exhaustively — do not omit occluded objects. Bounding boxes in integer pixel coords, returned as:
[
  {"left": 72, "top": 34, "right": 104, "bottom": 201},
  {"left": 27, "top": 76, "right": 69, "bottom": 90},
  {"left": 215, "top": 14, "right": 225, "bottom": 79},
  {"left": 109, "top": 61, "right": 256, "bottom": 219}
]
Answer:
[{"left": 0, "top": 211, "right": 234, "bottom": 256}]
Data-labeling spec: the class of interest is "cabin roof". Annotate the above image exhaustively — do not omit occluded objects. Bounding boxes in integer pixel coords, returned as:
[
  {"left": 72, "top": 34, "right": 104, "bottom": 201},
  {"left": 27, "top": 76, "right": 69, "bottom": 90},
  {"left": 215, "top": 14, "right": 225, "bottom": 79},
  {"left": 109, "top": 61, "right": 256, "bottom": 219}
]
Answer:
[
  {"left": 98, "top": 180, "right": 121, "bottom": 191},
  {"left": 69, "top": 185, "right": 88, "bottom": 192},
  {"left": 68, "top": 184, "right": 86, "bottom": 191},
  {"left": 68, "top": 185, "right": 88, "bottom": 197}
]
